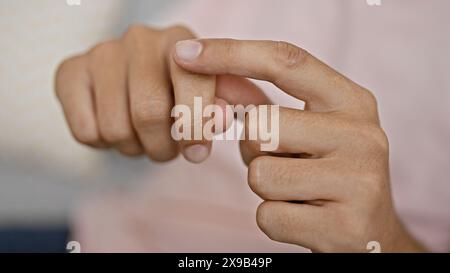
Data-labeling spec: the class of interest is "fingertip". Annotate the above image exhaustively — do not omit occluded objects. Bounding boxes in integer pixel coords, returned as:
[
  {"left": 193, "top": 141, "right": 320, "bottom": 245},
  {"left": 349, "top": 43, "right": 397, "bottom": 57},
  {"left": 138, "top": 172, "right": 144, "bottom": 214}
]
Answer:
[{"left": 182, "top": 144, "right": 210, "bottom": 164}]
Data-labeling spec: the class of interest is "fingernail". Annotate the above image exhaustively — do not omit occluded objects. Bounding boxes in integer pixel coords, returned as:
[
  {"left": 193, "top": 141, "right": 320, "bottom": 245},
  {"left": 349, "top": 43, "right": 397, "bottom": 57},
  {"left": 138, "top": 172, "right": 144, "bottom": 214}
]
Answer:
[
  {"left": 184, "top": 144, "right": 209, "bottom": 163},
  {"left": 175, "top": 40, "right": 203, "bottom": 61}
]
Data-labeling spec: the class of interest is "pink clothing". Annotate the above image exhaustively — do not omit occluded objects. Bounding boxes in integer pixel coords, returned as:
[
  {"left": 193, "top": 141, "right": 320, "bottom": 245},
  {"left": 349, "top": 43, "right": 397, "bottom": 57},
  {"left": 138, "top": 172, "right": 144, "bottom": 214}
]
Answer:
[{"left": 74, "top": 0, "right": 450, "bottom": 252}]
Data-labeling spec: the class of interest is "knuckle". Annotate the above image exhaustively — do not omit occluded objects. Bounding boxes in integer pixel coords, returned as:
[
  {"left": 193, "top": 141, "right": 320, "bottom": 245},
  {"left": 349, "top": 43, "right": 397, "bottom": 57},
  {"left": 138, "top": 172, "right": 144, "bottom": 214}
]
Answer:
[
  {"left": 88, "top": 40, "right": 121, "bottom": 64},
  {"left": 361, "top": 125, "right": 390, "bottom": 153},
  {"left": 122, "top": 24, "right": 161, "bottom": 49},
  {"left": 162, "top": 25, "right": 196, "bottom": 54},
  {"left": 124, "top": 24, "right": 155, "bottom": 40},
  {"left": 372, "top": 128, "right": 389, "bottom": 153},
  {"left": 56, "top": 56, "right": 79, "bottom": 76},
  {"left": 347, "top": 121, "right": 389, "bottom": 155},
  {"left": 164, "top": 24, "right": 194, "bottom": 38},
  {"left": 273, "top": 41, "right": 307, "bottom": 70},
  {"left": 123, "top": 24, "right": 158, "bottom": 51},
  {"left": 55, "top": 56, "right": 82, "bottom": 98},
  {"left": 132, "top": 100, "right": 169, "bottom": 128},
  {"left": 100, "top": 127, "right": 133, "bottom": 144},
  {"left": 358, "top": 89, "right": 379, "bottom": 117},
  {"left": 55, "top": 55, "right": 85, "bottom": 80}
]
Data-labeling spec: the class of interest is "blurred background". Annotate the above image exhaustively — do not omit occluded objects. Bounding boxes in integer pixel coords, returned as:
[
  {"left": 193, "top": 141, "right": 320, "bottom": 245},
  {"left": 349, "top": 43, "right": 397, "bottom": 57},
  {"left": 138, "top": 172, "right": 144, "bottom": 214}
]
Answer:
[{"left": 0, "top": 0, "right": 180, "bottom": 252}]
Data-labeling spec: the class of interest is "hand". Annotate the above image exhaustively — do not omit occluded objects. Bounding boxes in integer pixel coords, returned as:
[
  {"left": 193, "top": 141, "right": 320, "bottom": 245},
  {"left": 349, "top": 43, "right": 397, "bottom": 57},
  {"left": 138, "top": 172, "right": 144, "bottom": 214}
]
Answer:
[
  {"left": 173, "top": 39, "right": 425, "bottom": 252},
  {"left": 55, "top": 25, "right": 268, "bottom": 163}
]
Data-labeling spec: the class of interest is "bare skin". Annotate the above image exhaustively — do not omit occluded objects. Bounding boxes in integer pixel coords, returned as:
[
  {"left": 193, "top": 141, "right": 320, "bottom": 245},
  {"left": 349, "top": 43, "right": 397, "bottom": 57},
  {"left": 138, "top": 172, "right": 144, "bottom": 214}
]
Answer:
[
  {"left": 56, "top": 25, "right": 425, "bottom": 252},
  {"left": 55, "top": 25, "right": 268, "bottom": 163},
  {"left": 173, "top": 38, "right": 426, "bottom": 252}
]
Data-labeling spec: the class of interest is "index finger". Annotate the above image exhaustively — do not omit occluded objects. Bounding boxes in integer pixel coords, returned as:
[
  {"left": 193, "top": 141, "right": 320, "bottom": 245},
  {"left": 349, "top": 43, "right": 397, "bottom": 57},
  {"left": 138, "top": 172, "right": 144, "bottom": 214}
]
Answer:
[
  {"left": 173, "top": 39, "right": 378, "bottom": 121},
  {"left": 169, "top": 58, "right": 216, "bottom": 163},
  {"left": 164, "top": 27, "right": 217, "bottom": 163}
]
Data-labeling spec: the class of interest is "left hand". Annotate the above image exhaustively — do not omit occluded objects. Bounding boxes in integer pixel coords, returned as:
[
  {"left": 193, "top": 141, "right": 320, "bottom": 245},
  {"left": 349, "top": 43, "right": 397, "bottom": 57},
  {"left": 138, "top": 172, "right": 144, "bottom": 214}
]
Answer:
[{"left": 174, "top": 39, "right": 425, "bottom": 252}]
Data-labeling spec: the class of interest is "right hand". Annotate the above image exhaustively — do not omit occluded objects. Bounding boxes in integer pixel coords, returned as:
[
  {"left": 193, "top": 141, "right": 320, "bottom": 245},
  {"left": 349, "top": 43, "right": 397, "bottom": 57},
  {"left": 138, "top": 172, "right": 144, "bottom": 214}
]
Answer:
[{"left": 55, "top": 25, "right": 269, "bottom": 163}]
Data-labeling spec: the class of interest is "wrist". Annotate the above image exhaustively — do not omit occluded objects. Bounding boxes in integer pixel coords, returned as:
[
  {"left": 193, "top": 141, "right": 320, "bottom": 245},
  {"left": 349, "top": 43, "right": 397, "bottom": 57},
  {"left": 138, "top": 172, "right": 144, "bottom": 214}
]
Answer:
[{"left": 385, "top": 219, "right": 427, "bottom": 253}]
